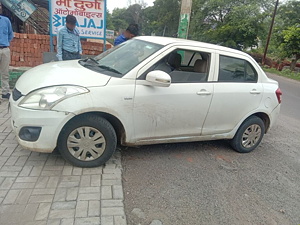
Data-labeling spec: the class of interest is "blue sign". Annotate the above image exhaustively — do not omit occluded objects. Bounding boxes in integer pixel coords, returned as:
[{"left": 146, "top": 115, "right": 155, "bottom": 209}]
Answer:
[
  {"left": 1, "top": 0, "right": 36, "bottom": 21},
  {"left": 49, "top": 0, "right": 107, "bottom": 39}
]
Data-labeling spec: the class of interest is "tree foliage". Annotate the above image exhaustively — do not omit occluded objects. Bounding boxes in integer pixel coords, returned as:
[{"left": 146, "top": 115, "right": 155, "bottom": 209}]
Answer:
[
  {"left": 110, "top": 8, "right": 129, "bottom": 32},
  {"left": 275, "top": 24, "right": 300, "bottom": 70},
  {"left": 272, "top": 0, "right": 300, "bottom": 70},
  {"left": 143, "top": 0, "right": 180, "bottom": 36},
  {"left": 107, "top": 0, "right": 300, "bottom": 67},
  {"left": 189, "top": 0, "right": 273, "bottom": 49},
  {"left": 276, "top": 0, "right": 300, "bottom": 27},
  {"left": 280, "top": 25, "right": 300, "bottom": 57}
]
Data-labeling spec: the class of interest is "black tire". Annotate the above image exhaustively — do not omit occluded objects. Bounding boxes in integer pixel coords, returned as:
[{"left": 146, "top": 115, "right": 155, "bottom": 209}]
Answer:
[
  {"left": 231, "top": 116, "right": 265, "bottom": 153},
  {"left": 57, "top": 115, "right": 117, "bottom": 167}
]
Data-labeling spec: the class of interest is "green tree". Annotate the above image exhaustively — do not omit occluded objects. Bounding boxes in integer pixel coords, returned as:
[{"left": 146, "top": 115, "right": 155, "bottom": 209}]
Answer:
[
  {"left": 270, "top": 0, "right": 300, "bottom": 69},
  {"left": 111, "top": 8, "right": 128, "bottom": 32},
  {"left": 109, "top": 0, "right": 180, "bottom": 36},
  {"left": 110, "top": 4, "right": 145, "bottom": 33},
  {"left": 125, "top": 4, "right": 144, "bottom": 25},
  {"left": 106, "top": 11, "right": 115, "bottom": 30},
  {"left": 142, "top": 6, "right": 157, "bottom": 35},
  {"left": 278, "top": 25, "right": 300, "bottom": 71},
  {"left": 277, "top": 0, "right": 300, "bottom": 27},
  {"left": 142, "top": 0, "right": 180, "bottom": 36},
  {"left": 189, "top": 0, "right": 272, "bottom": 49}
]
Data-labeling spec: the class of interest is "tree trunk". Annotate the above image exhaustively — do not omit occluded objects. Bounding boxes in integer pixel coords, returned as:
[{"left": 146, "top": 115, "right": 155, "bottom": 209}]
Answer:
[{"left": 290, "top": 54, "right": 300, "bottom": 71}]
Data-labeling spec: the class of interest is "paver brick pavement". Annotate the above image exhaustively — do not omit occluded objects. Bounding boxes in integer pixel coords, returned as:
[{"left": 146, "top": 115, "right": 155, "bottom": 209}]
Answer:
[{"left": 0, "top": 101, "right": 127, "bottom": 225}]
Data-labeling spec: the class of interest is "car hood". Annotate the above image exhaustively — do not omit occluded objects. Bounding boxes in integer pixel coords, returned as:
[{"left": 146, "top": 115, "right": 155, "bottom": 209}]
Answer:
[{"left": 15, "top": 60, "right": 111, "bottom": 95}]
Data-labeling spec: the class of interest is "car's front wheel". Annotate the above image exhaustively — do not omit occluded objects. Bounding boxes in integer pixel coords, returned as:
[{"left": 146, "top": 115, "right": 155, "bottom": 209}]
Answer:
[
  {"left": 231, "top": 116, "right": 265, "bottom": 153},
  {"left": 57, "top": 115, "right": 117, "bottom": 167}
]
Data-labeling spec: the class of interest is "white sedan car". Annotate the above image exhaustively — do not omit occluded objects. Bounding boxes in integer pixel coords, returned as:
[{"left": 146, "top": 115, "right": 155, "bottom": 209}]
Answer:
[{"left": 10, "top": 37, "right": 282, "bottom": 167}]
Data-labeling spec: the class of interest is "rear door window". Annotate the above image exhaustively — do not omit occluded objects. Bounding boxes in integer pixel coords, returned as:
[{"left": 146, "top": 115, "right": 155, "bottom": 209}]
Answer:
[{"left": 218, "top": 55, "right": 258, "bottom": 82}]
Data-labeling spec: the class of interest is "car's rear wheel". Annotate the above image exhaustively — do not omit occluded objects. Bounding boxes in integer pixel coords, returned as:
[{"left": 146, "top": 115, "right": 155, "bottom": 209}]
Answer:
[
  {"left": 231, "top": 116, "right": 265, "bottom": 153},
  {"left": 58, "top": 115, "right": 117, "bottom": 167}
]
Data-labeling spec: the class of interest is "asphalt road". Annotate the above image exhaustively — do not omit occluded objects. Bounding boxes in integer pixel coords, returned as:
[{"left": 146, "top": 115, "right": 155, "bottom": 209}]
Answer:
[{"left": 122, "top": 73, "right": 300, "bottom": 225}]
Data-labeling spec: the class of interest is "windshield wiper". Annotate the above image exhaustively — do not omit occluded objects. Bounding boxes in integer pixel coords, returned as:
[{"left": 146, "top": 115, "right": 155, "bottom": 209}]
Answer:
[
  {"left": 98, "top": 65, "right": 121, "bottom": 74},
  {"left": 80, "top": 57, "right": 99, "bottom": 64}
]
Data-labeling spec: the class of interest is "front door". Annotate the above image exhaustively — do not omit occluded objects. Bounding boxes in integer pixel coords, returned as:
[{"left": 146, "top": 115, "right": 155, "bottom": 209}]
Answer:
[{"left": 132, "top": 48, "right": 215, "bottom": 142}]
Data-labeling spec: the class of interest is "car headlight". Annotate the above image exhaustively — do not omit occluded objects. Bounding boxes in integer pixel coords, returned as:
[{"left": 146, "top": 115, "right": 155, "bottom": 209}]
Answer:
[{"left": 18, "top": 86, "right": 89, "bottom": 110}]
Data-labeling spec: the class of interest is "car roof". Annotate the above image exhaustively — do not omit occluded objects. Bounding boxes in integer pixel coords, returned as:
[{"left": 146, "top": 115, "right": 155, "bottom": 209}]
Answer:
[{"left": 135, "top": 36, "right": 249, "bottom": 57}]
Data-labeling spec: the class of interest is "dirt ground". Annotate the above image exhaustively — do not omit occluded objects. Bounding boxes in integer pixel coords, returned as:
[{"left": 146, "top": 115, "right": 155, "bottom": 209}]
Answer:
[{"left": 122, "top": 73, "right": 300, "bottom": 225}]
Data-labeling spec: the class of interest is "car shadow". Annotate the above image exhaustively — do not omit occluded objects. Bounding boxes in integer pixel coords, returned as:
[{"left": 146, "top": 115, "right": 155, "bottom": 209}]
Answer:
[{"left": 120, "top": 140, "right": 234, "bottom": 160}]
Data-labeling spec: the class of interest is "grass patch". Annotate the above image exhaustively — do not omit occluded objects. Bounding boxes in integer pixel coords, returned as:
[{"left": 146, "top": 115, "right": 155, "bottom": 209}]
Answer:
[
  {"left": 263, "top": 67, "right": 300, "bottom": 81},
  {"left": 1, "top": 71, "right": 25, "bottom": 88},
  {"left": 9, "top": 71, "right": 24, "bottom": 78}
]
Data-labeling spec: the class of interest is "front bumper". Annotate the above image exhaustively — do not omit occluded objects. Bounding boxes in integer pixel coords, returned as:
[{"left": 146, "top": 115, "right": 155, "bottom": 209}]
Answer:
[{"left": 10, "top": 99, "right": 75, "bottom": 153}]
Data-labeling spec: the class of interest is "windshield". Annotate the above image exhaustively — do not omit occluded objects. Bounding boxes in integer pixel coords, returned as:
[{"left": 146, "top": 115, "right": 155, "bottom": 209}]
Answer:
[{"left": 79, "top": 39, "right": 163, "bottom": 78}]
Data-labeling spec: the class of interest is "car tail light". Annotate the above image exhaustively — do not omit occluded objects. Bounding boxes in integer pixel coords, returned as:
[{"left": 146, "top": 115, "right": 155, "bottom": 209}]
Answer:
[{"left": 276, "top": 88, "right": 282, "bottom": 104}]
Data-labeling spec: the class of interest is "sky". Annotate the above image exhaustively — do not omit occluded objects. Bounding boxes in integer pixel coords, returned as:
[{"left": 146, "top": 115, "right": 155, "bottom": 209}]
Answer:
[{"left": 107, "top": 0, "right": 154, "bottom": 12}]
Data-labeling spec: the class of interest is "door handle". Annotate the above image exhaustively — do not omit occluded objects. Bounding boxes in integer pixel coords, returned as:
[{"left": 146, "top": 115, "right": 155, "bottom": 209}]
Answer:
[
  {"left": 250, "top": 89, "right": 261, "bottom": 94},
  {"left": 197, "top": 89, "right": 211, "bottom": 95}
]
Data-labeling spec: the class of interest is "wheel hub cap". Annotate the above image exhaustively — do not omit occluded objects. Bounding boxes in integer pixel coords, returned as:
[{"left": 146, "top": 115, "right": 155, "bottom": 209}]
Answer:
[
  {"left": 67, "top": 126, "right": 106, "bottom": 161},
  {"left": 242, "top": 124, "right": 262, "bottom": 148}
]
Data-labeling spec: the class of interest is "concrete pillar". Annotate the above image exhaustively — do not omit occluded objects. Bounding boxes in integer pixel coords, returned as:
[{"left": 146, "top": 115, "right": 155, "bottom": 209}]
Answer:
[{"left": 177, "top": 0, "right": 192, "bottom": 39}]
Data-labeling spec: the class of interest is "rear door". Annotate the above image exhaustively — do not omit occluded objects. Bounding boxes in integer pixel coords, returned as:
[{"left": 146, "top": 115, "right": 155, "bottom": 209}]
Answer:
[{"left": 202, "top": 53, "right": 263, "bottom": 135}]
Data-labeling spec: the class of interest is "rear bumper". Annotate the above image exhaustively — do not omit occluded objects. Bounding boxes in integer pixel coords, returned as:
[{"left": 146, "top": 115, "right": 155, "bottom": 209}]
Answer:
[{"left": 269, "top": 104, "right": 281, "bottom": 130}]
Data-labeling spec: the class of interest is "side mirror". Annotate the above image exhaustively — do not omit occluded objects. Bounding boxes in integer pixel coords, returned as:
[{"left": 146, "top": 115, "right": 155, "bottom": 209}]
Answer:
[{"left": 145, "top": 70, "right": 171, "bottom": 87}]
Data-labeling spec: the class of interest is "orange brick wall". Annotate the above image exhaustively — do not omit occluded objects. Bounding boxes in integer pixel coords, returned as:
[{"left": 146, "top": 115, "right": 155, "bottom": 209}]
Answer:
[{"left": 10, "top": 33, "right": 111, "bottom": 67}]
